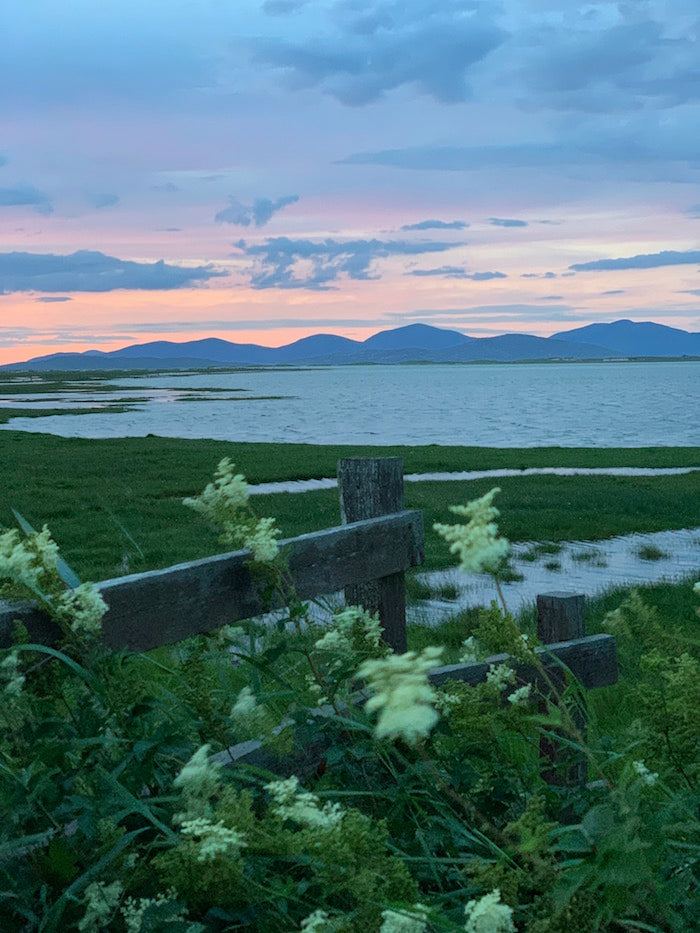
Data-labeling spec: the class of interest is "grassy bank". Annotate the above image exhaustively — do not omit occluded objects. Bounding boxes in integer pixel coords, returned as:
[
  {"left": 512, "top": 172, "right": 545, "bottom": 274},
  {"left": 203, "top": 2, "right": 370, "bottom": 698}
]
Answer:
[{"left": 0, "top": 431, "right": 698, "bottom": 578}]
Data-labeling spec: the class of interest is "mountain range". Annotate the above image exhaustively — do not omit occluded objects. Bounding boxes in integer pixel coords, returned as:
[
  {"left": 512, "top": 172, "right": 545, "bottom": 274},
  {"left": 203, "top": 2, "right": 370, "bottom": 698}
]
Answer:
[{"left": 3, "top": 320, "right": 699, "bottom": 371}]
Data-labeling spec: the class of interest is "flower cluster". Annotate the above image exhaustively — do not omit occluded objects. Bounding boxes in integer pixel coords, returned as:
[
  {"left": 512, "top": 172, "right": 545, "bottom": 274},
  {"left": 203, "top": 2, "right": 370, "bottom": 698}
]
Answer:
[
  {"left": 463, "top": 889, "right": 516, "bottom": 933},
  {"left": 433, "top": 488, "right": 509, "bottom": 575},
  {"left": 485, "top": 663, "right": 516, "bottom": 693},
  {"left": 314, "top": 605, "right": 384, "bottom": 656},
  {"left": 230, "top": 685, "right": 270, "bottom": 740},
  {"left": 380, "top": 903, "right": 429, "bottom": 932},
  {"left": 180, "top": 816, "right": 247, "bottom": 861},
  {"left": 56, "top": 582, "right": 108, "bottom": 638},
  {"left": 0, "top": 524, "right": 59, "bottom": 592},
  {"left": 633, "top": 759, "right": 659, "bottom": 786},
  {"left": 507, "top": 683, "right": 532, "bottom": 706},
  {"left": 357, "top": 646, "right": 444, "bottom": 745},
  {"left": 265, "top": 775, "right": 344, "bottom": 830},
  {"left": 183, "top": 458, "right": 280, "bottom": 563},
  {"left": 173, "top": 744, "right": 221, "bottom": 816},
  {"left": 79, "top": 880, "right": 123, "bottom": 932},
  {"left": 121, "top": 889, "right": 188, "bottom": 932}
]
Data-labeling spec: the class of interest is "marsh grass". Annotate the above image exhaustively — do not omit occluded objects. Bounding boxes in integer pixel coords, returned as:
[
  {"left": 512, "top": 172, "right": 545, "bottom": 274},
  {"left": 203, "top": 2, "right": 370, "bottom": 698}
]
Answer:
[{"left": 637, "top": 543, "right": 670, "bottom": 561}]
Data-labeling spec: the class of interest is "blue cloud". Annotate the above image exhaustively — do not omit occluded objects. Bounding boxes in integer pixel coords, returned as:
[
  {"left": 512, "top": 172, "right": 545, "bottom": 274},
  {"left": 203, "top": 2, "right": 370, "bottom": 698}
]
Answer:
[
  {"left": 152, "top": 182, "right": 179, "bottom": 192},
  {"left": 685, "top": 204, "right": 700, "bottom": 218},
  {"left": 408, "top": 266, "right": 506, "bottom": 281},
  {"left": 401, "top": 219, "right": 468, "bottom": 231},
  {"left": 0, "top": 250, "right": 225, "bottom": 293},
  {"left": 0, "top": 185, "right": 53, "bottom": 215},
  {"left": 570, "top": 250, "right": 700, "bottom": 272},
  {"left": 601, "top": 289, "right": 625, "bottom": 296},
  {"left": 251, "top": 4, "right": 505, "bottom": 105},
  {"left": 237, "top": 236, "right": 460, "bottom": 289},
  {"left": 521, "top": 272, "right": 556, "bottom": 279},
  {"left": 216, "top": 194, "right": 299, "bottom": 226},
  {"left": 93, "top": 193, "right": 120, "bottom": 209},
  {"left": 489, "top": 217, "right": 528, "bottom": 228},
  {"left": 34, "top": 296, "right": 73, "bottom": 302}
]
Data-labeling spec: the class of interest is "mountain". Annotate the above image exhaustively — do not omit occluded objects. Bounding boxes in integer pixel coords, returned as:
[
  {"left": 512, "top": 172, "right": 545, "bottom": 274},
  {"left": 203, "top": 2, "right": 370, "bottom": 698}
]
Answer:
[
  {"left": 3, "top": 320, "right": 699, "bottom": 371},
  {"left": 362, "top": 323, "right": 471, "bottom": 350},
  {"left": 551, "top": 320, "right": 700, "bottom": 357}
]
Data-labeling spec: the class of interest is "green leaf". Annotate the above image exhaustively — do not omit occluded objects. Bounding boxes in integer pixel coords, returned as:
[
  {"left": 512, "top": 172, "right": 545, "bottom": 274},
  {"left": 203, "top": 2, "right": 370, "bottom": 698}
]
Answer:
[{"left": 11, "top": 508, "right": 82, "bottom": 589}]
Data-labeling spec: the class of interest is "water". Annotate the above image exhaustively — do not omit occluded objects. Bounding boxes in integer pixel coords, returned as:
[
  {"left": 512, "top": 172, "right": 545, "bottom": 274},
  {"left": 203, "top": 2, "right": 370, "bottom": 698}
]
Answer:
[{"left": 1, "top": 361, "right": 698, "bottom": 446}]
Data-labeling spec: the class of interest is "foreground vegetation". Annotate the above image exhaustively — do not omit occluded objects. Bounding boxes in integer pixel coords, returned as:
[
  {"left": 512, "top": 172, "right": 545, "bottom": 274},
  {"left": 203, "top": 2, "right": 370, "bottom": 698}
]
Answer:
[
  {"left": 1, "top": 432, "right": 698, "bottom": 578},
  {"left": 0, "top": 461, "right": 698, "bottom": 931}
]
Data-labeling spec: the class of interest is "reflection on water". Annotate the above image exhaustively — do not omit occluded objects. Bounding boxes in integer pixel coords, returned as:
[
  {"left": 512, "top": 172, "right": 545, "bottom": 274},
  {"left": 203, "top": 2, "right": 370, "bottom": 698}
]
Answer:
[{"left": 1, "top": 361, "right": 698, "bottom": 447}]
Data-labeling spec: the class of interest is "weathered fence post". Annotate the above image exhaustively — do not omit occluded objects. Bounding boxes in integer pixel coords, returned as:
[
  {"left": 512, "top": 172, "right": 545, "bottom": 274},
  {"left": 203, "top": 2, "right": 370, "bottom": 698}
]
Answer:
[
  {"left": 338, "top": 457, "right": 407, "bottom": 653},
  {"left": 537, "top": 592, "right": 588, "bottom": 787}
]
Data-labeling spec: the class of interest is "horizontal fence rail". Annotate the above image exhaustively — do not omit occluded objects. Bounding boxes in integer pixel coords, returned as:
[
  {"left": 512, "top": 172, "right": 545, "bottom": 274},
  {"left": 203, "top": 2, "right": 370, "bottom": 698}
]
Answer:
[{"left": 0, "top": 509, "right": 424, "bottom": 652}]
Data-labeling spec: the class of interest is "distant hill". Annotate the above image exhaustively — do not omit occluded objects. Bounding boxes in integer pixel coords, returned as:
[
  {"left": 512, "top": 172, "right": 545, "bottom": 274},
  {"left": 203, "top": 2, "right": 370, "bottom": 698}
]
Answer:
[
  {"left": 551, "top": 320, "right": 700, "bottom": 357},
  {"left": 3, "top": 320, "right": 699, "bottom": 371}
]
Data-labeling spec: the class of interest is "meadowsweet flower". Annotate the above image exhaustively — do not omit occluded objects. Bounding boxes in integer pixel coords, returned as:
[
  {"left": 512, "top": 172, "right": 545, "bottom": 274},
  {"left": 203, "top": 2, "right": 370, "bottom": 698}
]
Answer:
[
  {"left": 1, "top": 651, "right": 25, "bottom": 696},
  {"left": 265, "top": 775, "right": 344, "bottom": 829},
  {"left": 315, "top": 605, "right": 383, "bottom": 655},
  {"left": 694, "top": 581, "right": 700, "bottom": 595},
  {"left": 507, "top": 683, "right": 532, "bottom": 706},
  {"left": 357, "top": 646, "right": 443, "bottom": 745},
  {"left": 121, "top": 889, "right": 185, "bottom": 932},
  {"left": 486, "top": 663, "right": 516, "bottom": 692},
  {"left": 460, "top": 636, "right": 479, "bottom": 663},
  {"left": 464, "top": 889, "right": 516, "bottom": 933},
  {"left": 633, "top": 760, "right": 659, "bottom": 786},
  {"left": 380, "top": 904, "right": 429, "bottom": 932},
  {"left": 300, "top": 909, "right": 335, "bottom": 931},
  {"left": 246, "top": 516, "right": 281, "bottom": 562},
  {"left": 180, "top": 816, "right": 246, "bottom": 861},
  {"left": 183, "top": 458, "right": 249, "bottom": 518},
  {"left": 56, "top": 583, "right": 108, "bottom": 638},
  {"left": 79, "top": 880, "right": 123, "bottom": 932},
  {"left": 173, "top": 744, "right": 221, "bottom": 805},
  {"left": 434, "top": 488, "right": 509, "bottom": 575},
  {"left": 231, "top": 685, "right": 268, "bottom": 739},
  {"left": 0, "top": 525, "right": 58, "bottom": 590}
]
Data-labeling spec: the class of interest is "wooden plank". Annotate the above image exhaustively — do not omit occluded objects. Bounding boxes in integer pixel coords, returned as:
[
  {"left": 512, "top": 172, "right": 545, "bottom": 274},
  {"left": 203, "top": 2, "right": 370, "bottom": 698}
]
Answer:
[
  {"left": 537, "top": 593, "right": 588, "bottom": 786},
  {"left": 537, "top": 592, "right": 586, "bottom": 643},
  {"left": 338, "top": 457, "right": 409, "bottom": 652},
  {"left": 0, "top": 510, "right": 424, "bottom": 653},
  {"left": 428, "top": 634, "right": 618, "bottom": 690},
  {"left": 219, "top": 634, "right": 617, "bottom": 771}
]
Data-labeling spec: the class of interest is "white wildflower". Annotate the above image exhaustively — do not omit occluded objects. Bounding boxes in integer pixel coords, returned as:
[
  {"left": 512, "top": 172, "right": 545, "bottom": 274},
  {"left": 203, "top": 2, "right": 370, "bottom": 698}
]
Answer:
[
  {"left": 507, "top": 684, "right": 532, "bottom": 706},
  {"left": 380, "top": 903, "right": 429, "bottom": 933},
  {"left": 245, "top": 516, "right": 281, "bottom": 563},
  {"left": 1, "top": 651, "right": 25, "bottom": 696},
  {"left": 180, "top": 816, "right": 246, "bottom": 861},
  {"left": 486, "top": 663, "right": 516, "bottom": 692},
  {"left": 459, "top": 636, "right": 479, "bottom": 664},
  {"left": 633, "top": 760, "right": 659, "bottom": 786},
  {"left": 301, "top": 908, "right": 335, "bottom": 931},
  {"left": 265, "top": 775, "right": 344, "bottom": 830},
  {"left": 173, "top": 744, "right": 221, "bottom": 802},
  {"left": 315, "top": 606, "right": 383, "bottom": 655},
  {"left": 357, "top": 646, "right": 443, "bottom": 745},
  {"left": 79, "top": 880, "right": 123, "bottom": 932},
  {"left": 0, "top": 525, "right": 58, "bottom": 590},
  {"left": 693, "top": 581, "right": 700, "bottom": 595},
  {"left": 464, "top": 889, "right": 516, "bottom": 933},
  {"left": 434, "top": 488, "right": 509, "bottom": 575},
  {"left": 56, "top": 583, "right": 108, "bottom": 638},
  {"left": 121, "top": 889, "right": 184, "bottom": 932},
  {"left": 183, "top": 458, "right": 249, "bottom": 517},
  {"left": 231, "top": 685, "right": 268, "bottom": 738}
]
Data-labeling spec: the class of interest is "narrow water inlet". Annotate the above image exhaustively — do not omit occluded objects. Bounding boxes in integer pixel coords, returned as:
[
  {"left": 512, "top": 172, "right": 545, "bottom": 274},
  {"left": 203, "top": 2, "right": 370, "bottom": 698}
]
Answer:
[{"left": 410, "top": 525, "right": 700, "bottom": 626}]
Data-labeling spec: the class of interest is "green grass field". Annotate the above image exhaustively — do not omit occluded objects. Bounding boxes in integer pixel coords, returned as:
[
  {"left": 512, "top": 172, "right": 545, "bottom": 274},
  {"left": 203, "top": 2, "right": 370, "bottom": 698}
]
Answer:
[{"left": 1, "top": 430, "right": 698, "bottom": 579}]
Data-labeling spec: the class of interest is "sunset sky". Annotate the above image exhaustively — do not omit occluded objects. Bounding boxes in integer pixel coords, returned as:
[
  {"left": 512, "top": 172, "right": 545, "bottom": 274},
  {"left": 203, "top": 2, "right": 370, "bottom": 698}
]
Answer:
[{"left": 1, "top": 0, "right": 699, "bottom": 364}]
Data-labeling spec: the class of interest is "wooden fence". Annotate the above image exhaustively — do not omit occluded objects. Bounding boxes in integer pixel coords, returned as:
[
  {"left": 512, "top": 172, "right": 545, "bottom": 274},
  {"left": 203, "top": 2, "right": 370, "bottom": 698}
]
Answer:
[{"left": 0, "top": 456, "right": 618, "bottom": 783}]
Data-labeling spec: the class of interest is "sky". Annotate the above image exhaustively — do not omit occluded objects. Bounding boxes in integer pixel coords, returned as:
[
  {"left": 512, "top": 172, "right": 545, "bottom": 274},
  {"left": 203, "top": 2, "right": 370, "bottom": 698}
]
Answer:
[{"left": 0, "top": 0, "right": 699, "bottom": 364}]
